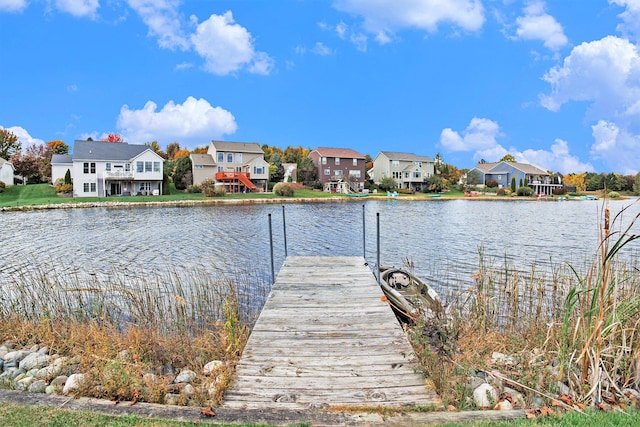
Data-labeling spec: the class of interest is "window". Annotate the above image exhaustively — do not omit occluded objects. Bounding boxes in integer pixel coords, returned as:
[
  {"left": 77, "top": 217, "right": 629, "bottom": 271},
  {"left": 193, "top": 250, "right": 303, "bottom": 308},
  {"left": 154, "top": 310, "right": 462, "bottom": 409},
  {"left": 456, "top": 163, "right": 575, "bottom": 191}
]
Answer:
[
  {"left": 392, "top": 160, "right": 399, "bottom": 167},
  {"left": 405, "top": 172, "right": 409, "bottom": 178},
  {"left": 140, "top": 182, "right": 151, "bottom": 193},
  {"left": 335, "top": 157, "right": 340, "bottom": 165},
  {"left": 217, "top": 166, "right": 224, "bottom": 172},
  {"left": 254, "top": 166, "right": 264, "bottom": 175},
  {"left": 236, "top": 153, "right": 242, "bottom": 163},
  {"left": 145, "top": 162, "right": 152, "bottom": 172},
  {"left": 392, "top": 171, "right": 401, "bottom": 179},
  {"left": 218, "top": 152, "right": 224, "bottom": 162},
  {"left": 125, "top": 163, "right": 130, "bottom": 172},
  {"left": 83, "top": 162, "right": 96, "bottom": 174},
  {"left": 414, "top": 171, "right": 421, "bottom": 179},
  {"left": 83, "top": 183, "right": 89, "bottom": 192},
  {"left": 334, "top": 170, "right": 343, "bottom": 176},
  {"left": 353, "top": 158, "right": 358, "bottom": 166},
  {"left": 137, "top": 162, "right": 144, "bottom": 173},
  {"left": 235, "top": 166, "right": 242, "bottom": 172},
  {"left": 153, "top": 162, "right": 160, "bottom": 172},
  {"left": 90, "top": 183, "right": 96, "bottom": 192},
  {"left": 106, "top": 162, "right": 111, "bottom": 171},
  {"left": 413, "top": 161, "right": 422, "bottom": 167},
  {"left": 195, "top": 165, "right": 204, "bottom": 169},
  {"left": 324, "top": 169, "right": 330, "bottom": 176},
  {"left": 321, "top": 157, "right": 327, "bottom": 165},
  {"left": 227, "top": 153, "right": 233, "bottom": 163},
  {"left": 84, "top": 183, "right": 95, "bottom": 192},
  {"left": 349, "top": 170, "right": 361, "bottom": 178}
]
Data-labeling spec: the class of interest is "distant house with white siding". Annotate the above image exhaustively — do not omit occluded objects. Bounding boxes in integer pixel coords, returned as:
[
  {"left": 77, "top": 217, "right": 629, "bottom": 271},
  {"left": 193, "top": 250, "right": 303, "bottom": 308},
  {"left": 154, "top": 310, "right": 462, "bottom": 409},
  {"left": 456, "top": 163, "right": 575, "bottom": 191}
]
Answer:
[
  {"left": 0, "top": 157, "right": 15, "bottom": 186},
  {"left": 51, "top": 140, "right": 164, "bottom": 197}
]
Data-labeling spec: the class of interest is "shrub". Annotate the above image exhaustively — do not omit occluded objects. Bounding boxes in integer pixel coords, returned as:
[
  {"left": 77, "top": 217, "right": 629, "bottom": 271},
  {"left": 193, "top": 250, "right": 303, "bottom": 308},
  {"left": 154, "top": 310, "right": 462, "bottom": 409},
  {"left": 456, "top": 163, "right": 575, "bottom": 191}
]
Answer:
[
  {"left": 608, "top": 191, "right": 620, "bottom": 199},
  {"left": 201, "top": 179, "right": 224, "bottom": 197},
  {"left": 54, "top": 178, "right": 72, "bottom": 193},
  {"left": 516, "top": 186, "right": 534, "bottom": 196},
  {"left": 496, "top": 188, "right": 506, "bottom": 196},
  {"left": 186, "top": 184, "right": 202, "bottom": 194},
  {"left": 553, "top": 187, "right": 568, "bottom": 195},
  {"left": 64, "top": 169, "right": 72, "bottom": 185},
  {"left": 0, "top": 181, "right": 4, "bottom": 193},
  {"left": 311, "top": 181, "right": 323, "bottom": 190},
  {"left": 397, "top": 188, "right": 415, "bottom": 194},
  {"left": 273, "top": 182, "right": 294, "bottom": 197},
  {"left": 485, "top": 179, "right": 498, "bottom": 188},
  {"left": 378, "top": 176, "right": 397, "bottom": 191}
]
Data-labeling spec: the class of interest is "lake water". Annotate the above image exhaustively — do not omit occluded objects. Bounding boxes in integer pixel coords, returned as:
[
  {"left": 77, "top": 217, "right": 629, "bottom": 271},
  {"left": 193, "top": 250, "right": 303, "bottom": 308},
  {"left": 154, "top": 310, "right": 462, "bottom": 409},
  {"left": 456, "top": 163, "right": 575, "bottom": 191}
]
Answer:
[{"left": 1, "top": 198, "right": 639, "bottom": 303}]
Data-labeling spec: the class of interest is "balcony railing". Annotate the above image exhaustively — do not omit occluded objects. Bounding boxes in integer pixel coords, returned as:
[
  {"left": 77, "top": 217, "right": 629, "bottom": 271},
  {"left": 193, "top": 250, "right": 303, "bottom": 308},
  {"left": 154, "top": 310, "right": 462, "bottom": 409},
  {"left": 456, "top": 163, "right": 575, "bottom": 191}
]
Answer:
[{"left": 104, "top": 170, "right": 135, "bottom": 179}]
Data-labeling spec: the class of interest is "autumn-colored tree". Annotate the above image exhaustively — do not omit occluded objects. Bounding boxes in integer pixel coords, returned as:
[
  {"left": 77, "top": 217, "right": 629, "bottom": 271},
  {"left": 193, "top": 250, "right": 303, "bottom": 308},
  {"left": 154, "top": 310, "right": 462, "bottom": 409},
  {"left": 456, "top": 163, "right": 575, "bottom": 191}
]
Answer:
[
  {"left": 100, "top": 133, "right": 124, "bottom": 142},
  {"left": 0, "top": 129, "right": 21, "bottom": 159},
  {"left": 145, "top": 141, "right": 167, "bottom": 159},
  {"left": 262, "top": 144, "right": 284, "bottom": 163},
  {"left": 191, "top": 146, "right": 208, "bottom": 154},
  {"left": 47, "top": 140, "right": 69, "bottom": 154},
  {"left": 564, "top": 173, "right": 587, "bottom": 192},
  {"left": 11, "top": 144, "right": 51, "bottom": 183},
  {"left": 166, "top": 142, "right": 181, "bottom": 159},
  {"left": 173, "top": 149, "right": 190, "bottom": 159},
  {"left": 297, "top": 157, "right": 317, "bottom": 183},
  {"left": 499, "top": 154, "right": 517, "bottom": 163},
  {"left": 283, "top": 146, "right": 310, "bottom": 164}
]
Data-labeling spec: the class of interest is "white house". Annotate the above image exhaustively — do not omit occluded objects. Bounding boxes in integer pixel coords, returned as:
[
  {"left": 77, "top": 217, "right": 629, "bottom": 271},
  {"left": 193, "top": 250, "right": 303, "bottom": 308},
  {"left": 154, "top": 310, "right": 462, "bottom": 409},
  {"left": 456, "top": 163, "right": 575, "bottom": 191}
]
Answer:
[
  {"left": 52, "top": 140, "right": 164, "bottom": 197},
  {"left": 0, "top": 157, "right": 15, "bottom": 186},
  {"left": 191, "top": 140, "right": 269, "bottom": 192}
]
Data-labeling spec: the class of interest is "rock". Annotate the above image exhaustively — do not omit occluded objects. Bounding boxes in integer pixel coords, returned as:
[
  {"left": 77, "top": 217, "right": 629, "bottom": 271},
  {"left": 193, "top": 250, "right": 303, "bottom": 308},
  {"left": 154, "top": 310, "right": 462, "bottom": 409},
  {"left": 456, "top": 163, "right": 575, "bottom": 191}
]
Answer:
[
  {"left": 37, "top": 346, "right": 49, "bottom": 355},
  {"left": 3, "top": 350, "right": 31, "bottom": 364},
  {"left": 494, "top": 399, "right": 513, "bottom": 411},
  {"left": 19, "top": 353, "right": 50, "bottom": 371},
  {"left": 63, "top": 373, "right": 86, "bottom": 395},
  {"left": 29, "top": 344, "right": 39, "bottom": 353},
  {"left": 45, "top": 385, "right": 58, "bottom": 395},
  {"left": 28, "top": 379, "right": 47, "bottom": 393},
  {"left": 174, "top": 369, "right": 196, "bottom": 384},
  {"left": 182, "top": 384, "right": 195, "bottom": 396},
  {"left": 503, "top": 387, "right": 525, "bottom": 408},
  {"left": 51, "top": 375, "right": 68, "bottom": 387},
  {"left": 15, "top": 376, "right": 35, "bottom": 391},
  {"left": 491, "top": 352, "right": 515, "bottom": 366},
  {"left": 473, "top": 383, "right": 497, "bottom": 409},
  {"left": 203, "top": 360, "right": 224, "bottom": 376},
  {"left": 468, "top": 376, "right": 485, "bottom": 391},
  {"left": 35, "top": 363, "right": 63, "bottom": 381},
  {"left": 556, "top": 381, "right": 570, "bottom": 396},
  {"left": 160, "top": 364, "right": 175, "bottom": 376},
  {"left": 164, "top": 393, "right": 182, "bottom": 405}
]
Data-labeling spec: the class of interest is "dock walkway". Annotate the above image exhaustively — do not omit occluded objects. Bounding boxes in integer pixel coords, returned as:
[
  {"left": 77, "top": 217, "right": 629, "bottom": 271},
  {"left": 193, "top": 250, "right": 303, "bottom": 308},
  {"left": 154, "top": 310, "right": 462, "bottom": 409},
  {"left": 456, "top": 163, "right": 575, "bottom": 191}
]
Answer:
[{"left": 223, "top": 256, "right": 441, "bottom": 410}]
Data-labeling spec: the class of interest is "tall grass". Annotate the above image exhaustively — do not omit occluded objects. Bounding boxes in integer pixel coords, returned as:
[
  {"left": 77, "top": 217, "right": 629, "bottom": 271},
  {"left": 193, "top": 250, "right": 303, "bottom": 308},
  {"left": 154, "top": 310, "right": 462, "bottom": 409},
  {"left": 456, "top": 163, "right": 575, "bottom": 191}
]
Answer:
[
  {"left": 410, "top": 200, "right": 640, "bottom": 409},
  {"left": 0, "top": 263, "right": 270, "bottom": 405}
]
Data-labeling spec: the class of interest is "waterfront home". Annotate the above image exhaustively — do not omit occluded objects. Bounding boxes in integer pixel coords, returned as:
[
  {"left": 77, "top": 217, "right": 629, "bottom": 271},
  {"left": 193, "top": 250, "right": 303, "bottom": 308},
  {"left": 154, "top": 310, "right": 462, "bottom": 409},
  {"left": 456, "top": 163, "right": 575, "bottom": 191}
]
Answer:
[
  {"left": 51, "top": 140, "right": 165, "bottom": 197},
  {"left": 472, "top": 161, "right": 562, "bottom": 195},
  {"left": 0, "top": 157, "right": 15, "bottom": 186},
  {"left": 370, "top": 151, "right": 435, "bottom": 192},
  {"left": 308, "top": 147, "right": 366, "bottom": 193},
  {"left": 190, "top": 141, "right": 269, "bottom": 192}
]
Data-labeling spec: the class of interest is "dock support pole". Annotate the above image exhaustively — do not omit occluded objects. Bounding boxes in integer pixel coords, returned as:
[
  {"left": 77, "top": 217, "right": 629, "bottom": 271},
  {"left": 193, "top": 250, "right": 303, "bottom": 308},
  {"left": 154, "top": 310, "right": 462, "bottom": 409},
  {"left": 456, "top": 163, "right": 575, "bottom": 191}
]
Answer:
[
  {"left": 362, "top": 204, "right": 366, "bottom": 259},
  {"left": 376, "top": 212, "right": 380, "bottom": 286},
  {"left": 268, "top": 213, "right": 275, "bottom": 285},
  {"left": 282, "top": 205, "right": 288, "bottom": 257}
]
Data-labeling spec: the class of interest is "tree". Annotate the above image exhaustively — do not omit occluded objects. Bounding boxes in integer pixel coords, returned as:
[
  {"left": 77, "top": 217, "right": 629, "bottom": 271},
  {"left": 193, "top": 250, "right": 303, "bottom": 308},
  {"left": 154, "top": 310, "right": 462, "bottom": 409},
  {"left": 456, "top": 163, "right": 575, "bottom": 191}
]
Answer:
[
  {"left": 166, "top": 142, "right": 181, "bottom": 159},
  {"left": 47, "top": 140, "right": 69, "bottom": 155},
  {"left": 564, "top": 173, "right": 587, "bottom": 192},
  {"left": 297, "top": 157, "right": 317, "bottom": 184},
  {"left": 11, "top": 144, "right": 51, "bottom": 183},
  {"left": 0, "top": 129, "right": 21, "bottom": 159},
  {"left": 64, "top": 169, "right": 72, "bottom": 185},
  {"left": 378, "top": 176, "right": 397, "bottom": 191},
  {"left": 499, "top": 154, "right": 517, "bottom": 163},
  {"left": 269, "top": 153, "right": 284, "bottom": 182},
  {"left": 511, "top": 177, "right": 516, "bottom": 192},
  {"left": 586, "top": 173, "right": 604, "bottom": 191},
  {"left": 173, "top": 149, "right": 190, "bottom": 159},
  {"left": 101, "top": 133, "right": 123, "bottom": 142},
  {"left": 634, "top": 173, "right": 640, "bottom": 196},
  {"left": 173, "top": 155, "right": 192, "bottom": 190},
  {"left": 466, "top": 169, "right": 481, "bottom": 186},
  {"left": 283, "top": 146, "right": 310, "bottom": 164},
  {"left": 262, "top": 144, "right": 284, "bottom": 163},
  {"left": 146, "top": 141, "right": 167, "bottom": 159},
  {"left": 425, "top": 175, "right": 444, "bottom": 192}
]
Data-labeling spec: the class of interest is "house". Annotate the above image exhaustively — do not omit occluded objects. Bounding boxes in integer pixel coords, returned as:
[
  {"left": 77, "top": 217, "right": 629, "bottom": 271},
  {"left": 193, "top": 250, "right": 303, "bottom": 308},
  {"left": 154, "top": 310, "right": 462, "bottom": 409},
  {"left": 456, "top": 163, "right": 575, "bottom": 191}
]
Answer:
[
  {"left": 190, "top": 140, "right": 269, "bottom": 192},
  {"left": 370, "top": 152, "right": 435, "bottom": 191},
  {"left": 471, "top": 161, "right": 562, "bottom": 195},
  {"left": 51, "top": 140, "right": 165, "bottom": 197},
  {"left": 0, "top": 157, "right": 15, "bottom": 186},
  {"left": 308, "top": 147, "right": 366, "bottom": 193}
]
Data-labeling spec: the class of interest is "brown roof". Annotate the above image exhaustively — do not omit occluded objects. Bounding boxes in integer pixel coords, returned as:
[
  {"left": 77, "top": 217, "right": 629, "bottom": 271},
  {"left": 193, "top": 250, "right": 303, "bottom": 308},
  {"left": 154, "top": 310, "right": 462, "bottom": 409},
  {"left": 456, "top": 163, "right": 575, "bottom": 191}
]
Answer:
[
  {"left": 211, "top": 140, "right": 263, "bottom": 154},
  {"left": 190, "top": 154, "right": 216, "bottom": 166},
  {"left": 379, "top": 151, "right": 433, "bottom": 162},
  {"left": 474, "top": 161, "right": 549, "bottom": 175},
  {"left": 311, "top": 147, "right": 365, "bottom": 159}
]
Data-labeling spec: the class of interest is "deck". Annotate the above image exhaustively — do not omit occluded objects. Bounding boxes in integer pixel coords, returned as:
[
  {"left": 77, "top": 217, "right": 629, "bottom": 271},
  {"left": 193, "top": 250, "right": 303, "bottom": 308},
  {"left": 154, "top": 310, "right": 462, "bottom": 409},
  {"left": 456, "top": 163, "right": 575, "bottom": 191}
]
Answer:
[{"left": 222, "top": 256, "right": 441, "bottom": 410}]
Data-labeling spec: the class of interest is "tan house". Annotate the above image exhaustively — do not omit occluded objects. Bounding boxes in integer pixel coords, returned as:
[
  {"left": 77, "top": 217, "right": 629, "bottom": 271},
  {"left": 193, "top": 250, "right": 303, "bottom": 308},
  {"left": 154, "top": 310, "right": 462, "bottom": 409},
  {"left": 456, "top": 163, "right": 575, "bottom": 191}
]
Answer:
[
  {"left": 370, "top": 151, "right": 435, "bottom": 191},
  {"left": 191, "top": 141, "right": 269, "bottom": 192},
  {"left": 308, "top": 147, "right": 366, "bottom": 193}
]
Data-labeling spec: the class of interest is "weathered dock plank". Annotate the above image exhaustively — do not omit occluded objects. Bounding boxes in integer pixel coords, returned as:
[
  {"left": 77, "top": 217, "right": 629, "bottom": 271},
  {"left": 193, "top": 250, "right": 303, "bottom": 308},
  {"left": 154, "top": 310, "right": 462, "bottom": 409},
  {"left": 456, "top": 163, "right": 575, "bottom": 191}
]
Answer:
[{"left": 222, "top": 256, "right": 441, "bottom": 410}]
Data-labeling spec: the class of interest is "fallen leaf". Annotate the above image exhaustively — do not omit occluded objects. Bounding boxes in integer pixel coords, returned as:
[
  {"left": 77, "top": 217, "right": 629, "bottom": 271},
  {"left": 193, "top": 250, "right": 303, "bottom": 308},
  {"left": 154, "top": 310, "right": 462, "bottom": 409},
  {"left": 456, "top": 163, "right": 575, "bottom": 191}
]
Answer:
[
  {"left": 558, "top": 394, "right": 574, "bottom": 406},
  {"left": 128, "top": 391, "right": 140, "bottom": 406},
  {"left": 200, "top": 407, "right": 216, "bottom": 417},
  {"left": 446, "top": 404, "right": 457, "bottom": 412}
]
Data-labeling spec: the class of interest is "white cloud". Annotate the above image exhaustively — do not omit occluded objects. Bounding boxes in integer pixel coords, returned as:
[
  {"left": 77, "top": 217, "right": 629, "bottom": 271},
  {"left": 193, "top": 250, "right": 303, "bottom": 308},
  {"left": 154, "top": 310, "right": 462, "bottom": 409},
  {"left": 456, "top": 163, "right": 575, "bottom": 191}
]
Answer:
[
  {"left": 440, "top": 117, "right": 502, "bottom": 152},
  {"left": 540, "top": 36, "right": 640, "bottom": 116},
  {"left": 116, "top": 96, "right": 237, "bottom": 146},
  {"left": 590, "top": 120, "right": 639, "bottom": 175},
  {"left": 519, "top": 139, "right": 594, "bottom": 174},
  {"left": 55, "top": 0, "right": 99, "bottom": 18},
  {"left": 513, "top": 1, "right": 567, "bottom": 50},
  {"left": 126, "top": 0, "right": 189, "bottom": 50},
  {"left": 311, "top": 42, "right": 333, "bottom": 56},
  {"left": 190, "top": 11, "right": 274, "bottom": 75},
  {"left": 0, "top": 0, "right": 27, "bottom": 12},
  {"left": 1, "top": 126, "right": 45, "bottom": 149},
  {"left": 611, "top": 0, "right": 640, "bottom": 42},
  {"left": 333, "top": 0, "right": 485, "bottom": 43}
]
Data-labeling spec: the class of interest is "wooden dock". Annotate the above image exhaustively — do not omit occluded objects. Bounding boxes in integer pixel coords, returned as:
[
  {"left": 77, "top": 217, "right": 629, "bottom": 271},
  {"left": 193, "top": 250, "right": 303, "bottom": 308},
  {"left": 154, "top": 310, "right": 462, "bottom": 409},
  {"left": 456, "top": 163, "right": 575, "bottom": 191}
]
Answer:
[{"left": 222, "top": 256, "right": 441, "bottom": 410}]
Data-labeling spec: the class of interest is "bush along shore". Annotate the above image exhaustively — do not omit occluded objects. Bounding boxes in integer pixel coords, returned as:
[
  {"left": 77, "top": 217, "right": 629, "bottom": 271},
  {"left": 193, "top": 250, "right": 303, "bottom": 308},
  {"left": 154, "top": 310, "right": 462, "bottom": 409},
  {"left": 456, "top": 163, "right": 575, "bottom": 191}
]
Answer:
[{"left": 0, "top": 201, "right": 639, "bottom": 421}]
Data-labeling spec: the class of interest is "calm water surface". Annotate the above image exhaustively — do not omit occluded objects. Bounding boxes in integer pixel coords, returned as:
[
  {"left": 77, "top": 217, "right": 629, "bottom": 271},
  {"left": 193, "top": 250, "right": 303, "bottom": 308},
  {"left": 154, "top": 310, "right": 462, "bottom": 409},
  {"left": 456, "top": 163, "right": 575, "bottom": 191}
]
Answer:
[{"left": 1, "top": 198, "right": 639, "bottom": 300}]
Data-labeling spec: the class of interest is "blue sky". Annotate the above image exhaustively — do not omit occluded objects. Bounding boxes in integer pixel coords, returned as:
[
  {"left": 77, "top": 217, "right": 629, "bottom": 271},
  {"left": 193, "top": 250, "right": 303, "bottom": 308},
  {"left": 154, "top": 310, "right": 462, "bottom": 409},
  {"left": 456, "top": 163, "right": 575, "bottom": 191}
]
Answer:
[{"left": 1, "top": 1, "right": 639, "bottom": 175}]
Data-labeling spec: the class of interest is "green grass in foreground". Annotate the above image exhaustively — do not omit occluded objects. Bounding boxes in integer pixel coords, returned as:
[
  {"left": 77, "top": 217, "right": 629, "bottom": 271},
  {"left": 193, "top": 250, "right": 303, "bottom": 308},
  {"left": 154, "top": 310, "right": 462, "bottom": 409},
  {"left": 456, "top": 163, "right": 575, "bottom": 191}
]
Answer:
[{"left": 1, "top": 403, "right": 638, "bottom": 427}]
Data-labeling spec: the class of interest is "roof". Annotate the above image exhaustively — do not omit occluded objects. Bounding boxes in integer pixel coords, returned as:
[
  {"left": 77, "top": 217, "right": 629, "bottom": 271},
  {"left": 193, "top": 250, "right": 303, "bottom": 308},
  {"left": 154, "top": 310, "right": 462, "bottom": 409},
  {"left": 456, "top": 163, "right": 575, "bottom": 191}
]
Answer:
[
  {"left": 72, "top": 140, "right": 152, "bottom": 161},
  {"left": 190, "top": 153, "right": 216, "bottom": 166},
  {"left": 311, "top": 147, "right": 365, "bottom": 159},
  {"left": 474, "top": 161, "right": 549, "bottom": 175},
  {"left": 51, "top": 154, "right": 73, "bottom": 164},
  {"left": 378, "top": 151, "right": 433, "bottom": 162},
  {"left": 210, "top": 140, "right": 263, "bottom": 154}
]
